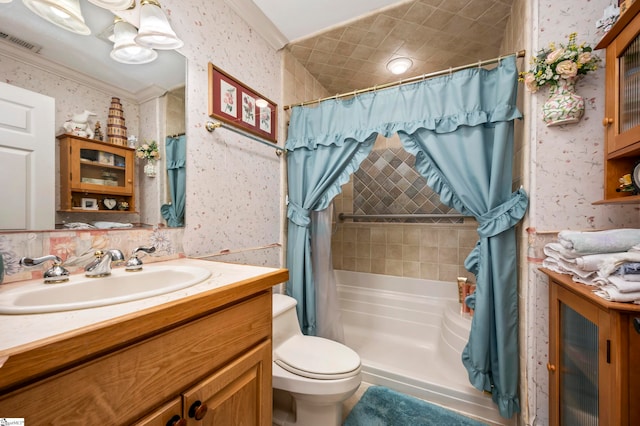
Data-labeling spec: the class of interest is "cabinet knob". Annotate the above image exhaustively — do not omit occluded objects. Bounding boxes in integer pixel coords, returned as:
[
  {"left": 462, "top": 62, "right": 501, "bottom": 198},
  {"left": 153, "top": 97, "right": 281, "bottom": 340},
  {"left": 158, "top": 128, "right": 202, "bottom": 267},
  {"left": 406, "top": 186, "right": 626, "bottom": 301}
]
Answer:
[
  {"left": 127, "top": 179, "right": 132, "bottom": 183},
  {"left": 166, "top": 415, "right": 186, "bottom": 426},
  {"left": 547, "top": 363, "right": 556, "bottom": 372},
  {"left": 602, "top": 117, "right": 614, "bottom": 126},
  {"left": 188, "top": 400, "right": 208, "bottom": 421}
]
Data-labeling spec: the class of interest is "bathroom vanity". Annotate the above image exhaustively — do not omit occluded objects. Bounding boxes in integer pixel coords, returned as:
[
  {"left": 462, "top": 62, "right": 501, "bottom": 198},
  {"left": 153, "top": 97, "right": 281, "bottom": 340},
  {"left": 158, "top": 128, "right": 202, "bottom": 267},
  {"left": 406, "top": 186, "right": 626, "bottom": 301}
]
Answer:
[{"left": 0, "top": 259, "right": 288, "bottom": 425}]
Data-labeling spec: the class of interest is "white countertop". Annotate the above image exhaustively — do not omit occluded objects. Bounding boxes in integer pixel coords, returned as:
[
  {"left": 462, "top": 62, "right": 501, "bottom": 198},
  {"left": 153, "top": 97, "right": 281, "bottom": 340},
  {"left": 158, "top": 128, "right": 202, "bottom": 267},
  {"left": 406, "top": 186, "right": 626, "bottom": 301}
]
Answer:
[{"left": 0, "top": 258, "right": 280, "bottom": 358}]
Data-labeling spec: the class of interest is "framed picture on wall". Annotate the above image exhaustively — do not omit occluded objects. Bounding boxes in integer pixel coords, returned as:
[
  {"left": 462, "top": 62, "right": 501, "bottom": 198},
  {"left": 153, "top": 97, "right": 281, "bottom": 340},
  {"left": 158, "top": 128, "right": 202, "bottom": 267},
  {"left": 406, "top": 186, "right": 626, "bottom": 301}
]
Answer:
[{"left": 208, "top": 63, "right": 278, "bottom": 143}]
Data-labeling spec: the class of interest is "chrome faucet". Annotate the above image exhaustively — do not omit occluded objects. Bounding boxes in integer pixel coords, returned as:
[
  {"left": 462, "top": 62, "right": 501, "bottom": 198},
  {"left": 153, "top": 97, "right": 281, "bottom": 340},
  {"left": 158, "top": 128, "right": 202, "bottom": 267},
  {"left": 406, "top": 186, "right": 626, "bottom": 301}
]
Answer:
[
  {"left": 125, "top": 246, "right": 156, "bottom": 271},
  {"left": 20, "top": 255, "right": 70, "bottom": 284},
  {"left": 85, "top": 249, "right": 125, "bottom": 278}
]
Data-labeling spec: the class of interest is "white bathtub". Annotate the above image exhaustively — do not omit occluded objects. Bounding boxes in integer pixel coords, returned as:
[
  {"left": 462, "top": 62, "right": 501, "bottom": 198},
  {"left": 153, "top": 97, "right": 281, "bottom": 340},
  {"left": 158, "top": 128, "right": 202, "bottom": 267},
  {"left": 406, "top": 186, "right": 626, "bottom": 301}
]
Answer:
[{"left": 336, "top": 270, "right": 511, "bottom": 426}]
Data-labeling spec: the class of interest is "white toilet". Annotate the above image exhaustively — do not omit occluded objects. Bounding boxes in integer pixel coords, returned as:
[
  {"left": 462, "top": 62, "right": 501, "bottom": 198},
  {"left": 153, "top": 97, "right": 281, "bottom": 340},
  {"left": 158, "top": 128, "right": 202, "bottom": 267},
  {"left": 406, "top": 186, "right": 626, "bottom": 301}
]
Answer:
[{"left": 272, "top": 293, "right": 362, "bottom": 426}]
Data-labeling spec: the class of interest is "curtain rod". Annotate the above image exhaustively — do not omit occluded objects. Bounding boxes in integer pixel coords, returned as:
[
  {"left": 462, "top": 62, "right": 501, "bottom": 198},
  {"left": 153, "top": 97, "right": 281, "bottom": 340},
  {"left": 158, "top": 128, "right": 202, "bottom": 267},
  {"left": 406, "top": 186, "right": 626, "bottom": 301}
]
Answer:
[{"left": 283, "top": 50, "right": 526, "bottom": 111}]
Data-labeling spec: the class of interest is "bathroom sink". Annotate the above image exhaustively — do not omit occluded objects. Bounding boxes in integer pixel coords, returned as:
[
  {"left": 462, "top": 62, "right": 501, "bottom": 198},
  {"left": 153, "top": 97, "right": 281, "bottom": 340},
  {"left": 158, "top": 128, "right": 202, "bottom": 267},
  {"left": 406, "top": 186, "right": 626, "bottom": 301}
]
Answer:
[{"left": 0, "top": 265, "right": 212, "bottom": 314}]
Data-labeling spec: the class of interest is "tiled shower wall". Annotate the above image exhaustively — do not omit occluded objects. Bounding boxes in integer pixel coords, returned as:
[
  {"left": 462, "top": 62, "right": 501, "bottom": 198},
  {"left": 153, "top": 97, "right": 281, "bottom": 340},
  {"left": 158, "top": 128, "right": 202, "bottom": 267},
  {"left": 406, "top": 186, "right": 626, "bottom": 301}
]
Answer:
[{"left": 332, "top": 133, "right": 477, "bottom": 282}]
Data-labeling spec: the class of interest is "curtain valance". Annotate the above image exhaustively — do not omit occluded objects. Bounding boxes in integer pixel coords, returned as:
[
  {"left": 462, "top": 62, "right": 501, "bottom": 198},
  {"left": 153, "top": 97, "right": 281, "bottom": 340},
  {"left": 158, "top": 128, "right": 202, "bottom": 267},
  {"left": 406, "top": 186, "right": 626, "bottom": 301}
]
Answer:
[{"left": 286, "top": 56, "right": 522, "bottom": 152}]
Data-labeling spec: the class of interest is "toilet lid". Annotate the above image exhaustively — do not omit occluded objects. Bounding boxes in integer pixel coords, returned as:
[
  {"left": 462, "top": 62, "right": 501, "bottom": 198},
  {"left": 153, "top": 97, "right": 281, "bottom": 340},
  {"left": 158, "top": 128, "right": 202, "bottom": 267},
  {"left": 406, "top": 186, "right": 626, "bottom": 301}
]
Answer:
[{"left": 274, "top": 335, "right": 361, "bottom": 380}]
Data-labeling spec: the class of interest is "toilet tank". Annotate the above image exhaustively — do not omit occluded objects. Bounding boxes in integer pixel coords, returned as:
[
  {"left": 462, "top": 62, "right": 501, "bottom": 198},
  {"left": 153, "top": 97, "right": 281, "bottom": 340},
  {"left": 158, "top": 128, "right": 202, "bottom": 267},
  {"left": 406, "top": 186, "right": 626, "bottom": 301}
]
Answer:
[{"left": 272, "top": 293, "right": 303, "bottom": 349}]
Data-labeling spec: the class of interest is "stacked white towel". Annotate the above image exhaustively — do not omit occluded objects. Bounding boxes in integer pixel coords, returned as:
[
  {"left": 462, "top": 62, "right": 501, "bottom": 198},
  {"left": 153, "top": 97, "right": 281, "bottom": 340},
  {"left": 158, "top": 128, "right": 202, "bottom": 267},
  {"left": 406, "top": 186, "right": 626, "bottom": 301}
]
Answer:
[{"left": 543, "top": 230, "right": 640, "bottom": 303}]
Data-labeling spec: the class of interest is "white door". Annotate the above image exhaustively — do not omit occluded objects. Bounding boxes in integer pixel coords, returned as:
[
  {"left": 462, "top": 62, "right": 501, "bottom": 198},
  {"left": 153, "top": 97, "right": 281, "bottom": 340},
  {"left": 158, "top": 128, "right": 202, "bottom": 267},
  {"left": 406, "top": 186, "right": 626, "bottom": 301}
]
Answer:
[{"left": 0, "top": 82, "right": 55, "bottom": 230}]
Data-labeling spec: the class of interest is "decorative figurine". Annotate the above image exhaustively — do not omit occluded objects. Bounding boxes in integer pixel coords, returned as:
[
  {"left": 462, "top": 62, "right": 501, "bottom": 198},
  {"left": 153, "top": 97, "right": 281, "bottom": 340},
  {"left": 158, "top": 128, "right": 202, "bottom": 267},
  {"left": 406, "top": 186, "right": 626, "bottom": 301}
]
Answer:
[
  {"left": 616, "top": 173, "right": 638, "bottom": 194},
  {"left": 94, "top": 121, "right": 104, "bottom": 141},
  {"left": 62, "top": 110, "right": 96, "bottom": 139}
]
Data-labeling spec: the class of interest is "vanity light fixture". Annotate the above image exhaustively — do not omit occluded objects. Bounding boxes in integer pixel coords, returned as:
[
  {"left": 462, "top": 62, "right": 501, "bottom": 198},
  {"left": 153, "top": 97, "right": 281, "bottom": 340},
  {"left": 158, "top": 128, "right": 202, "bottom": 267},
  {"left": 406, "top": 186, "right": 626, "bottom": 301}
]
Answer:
[
  {"left": 86, "top": 0, "right": 134, "bottom": 10},
  {"left": 21, "top": 0, "right": 91, "bottom": 35},
  {"left": 110, "top": 16, "right": 157, "bottom": 64},
  {"left": 134, "top": 0, "right": 183, "bottom": 50},
  {"left": 386, "top": 57, "right": 413, "bottom": 75}
]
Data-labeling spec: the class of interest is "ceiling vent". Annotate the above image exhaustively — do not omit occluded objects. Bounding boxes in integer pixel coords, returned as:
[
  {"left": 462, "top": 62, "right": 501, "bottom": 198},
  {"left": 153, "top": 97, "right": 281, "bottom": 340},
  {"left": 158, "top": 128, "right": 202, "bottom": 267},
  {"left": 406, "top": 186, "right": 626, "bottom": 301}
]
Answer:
[{"left": 0, "top": 31, "right": 42, "bottom": 53}]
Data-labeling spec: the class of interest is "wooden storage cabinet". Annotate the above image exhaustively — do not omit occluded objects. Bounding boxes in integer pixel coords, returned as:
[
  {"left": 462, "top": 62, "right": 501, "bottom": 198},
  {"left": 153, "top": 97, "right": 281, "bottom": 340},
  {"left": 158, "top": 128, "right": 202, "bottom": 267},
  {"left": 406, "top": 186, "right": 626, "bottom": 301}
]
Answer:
[
  {"left": 595, "top": 2, "right": 640, "bottom": 204},
  {"left": 0, "top": 290, "right": 273, "bottom": 425},
  {"left": 544, "top": 269, "right": 640, "bottom": 425},
  {"left": 58, "top": 133, "right": 136, "bottom": 212}
]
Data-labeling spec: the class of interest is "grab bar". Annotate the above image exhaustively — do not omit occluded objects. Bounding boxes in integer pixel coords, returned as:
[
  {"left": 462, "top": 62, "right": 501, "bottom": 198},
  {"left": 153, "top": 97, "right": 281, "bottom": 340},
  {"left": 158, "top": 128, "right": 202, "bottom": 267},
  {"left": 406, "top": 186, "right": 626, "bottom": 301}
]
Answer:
[
  {"left": 338, "top": 213, "right": 472, "bottom": 221},
  {"left": 205, "top": 120, "right": 284, "bottom": 156}
]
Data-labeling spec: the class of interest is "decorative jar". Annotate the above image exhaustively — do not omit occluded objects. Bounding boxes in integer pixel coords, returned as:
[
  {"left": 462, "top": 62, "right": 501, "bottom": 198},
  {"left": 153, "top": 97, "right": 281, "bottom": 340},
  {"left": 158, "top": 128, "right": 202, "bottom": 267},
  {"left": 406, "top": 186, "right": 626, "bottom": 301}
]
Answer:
[
  {"left": 144, "top": 159, "right": 157, "bottom": 177},
  {"left": 542, "top": 77, "right": 585, "bottom": 126}
]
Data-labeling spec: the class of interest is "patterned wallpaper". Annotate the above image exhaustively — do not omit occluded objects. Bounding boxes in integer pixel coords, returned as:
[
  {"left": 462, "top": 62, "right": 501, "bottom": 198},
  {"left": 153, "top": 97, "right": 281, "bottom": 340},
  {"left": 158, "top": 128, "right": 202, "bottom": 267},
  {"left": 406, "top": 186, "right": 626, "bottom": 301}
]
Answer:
[{"left": 168, "top": 0, "right": 283, "bottom": 266}]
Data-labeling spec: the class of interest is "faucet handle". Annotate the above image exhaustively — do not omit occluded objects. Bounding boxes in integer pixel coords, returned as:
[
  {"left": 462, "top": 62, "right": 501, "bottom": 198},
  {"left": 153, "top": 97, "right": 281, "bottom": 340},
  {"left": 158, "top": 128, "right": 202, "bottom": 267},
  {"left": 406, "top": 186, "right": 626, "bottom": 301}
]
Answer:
[
  {"left": 125, "top": 246, "right": 156, "bottom": 272},
  {"left": 20, "top": 255, "right": 70, "bottom": 284}
]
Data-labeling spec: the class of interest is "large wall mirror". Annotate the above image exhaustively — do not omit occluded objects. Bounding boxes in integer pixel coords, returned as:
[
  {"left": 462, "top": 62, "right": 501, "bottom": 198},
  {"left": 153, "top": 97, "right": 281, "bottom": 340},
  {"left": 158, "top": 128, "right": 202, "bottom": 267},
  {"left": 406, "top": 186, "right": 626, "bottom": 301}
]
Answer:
[{"left": 0, "top": 0, "right": 186, "bottom": 231}]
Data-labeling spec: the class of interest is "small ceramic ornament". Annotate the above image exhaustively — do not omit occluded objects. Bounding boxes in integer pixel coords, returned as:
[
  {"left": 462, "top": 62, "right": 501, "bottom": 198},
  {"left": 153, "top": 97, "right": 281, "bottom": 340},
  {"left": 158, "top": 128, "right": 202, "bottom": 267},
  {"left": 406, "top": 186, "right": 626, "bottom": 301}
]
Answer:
[{"left": 63, "top": 110, "right": 96, "bottom": 138}]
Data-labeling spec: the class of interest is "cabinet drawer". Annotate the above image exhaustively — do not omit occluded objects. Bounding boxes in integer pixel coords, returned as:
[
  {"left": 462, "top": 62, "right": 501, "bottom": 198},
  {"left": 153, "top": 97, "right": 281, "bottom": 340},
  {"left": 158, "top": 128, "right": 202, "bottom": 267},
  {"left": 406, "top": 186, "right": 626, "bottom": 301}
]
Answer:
[{"left": 0, "top": 291, "right": 272, "bottom": 425}]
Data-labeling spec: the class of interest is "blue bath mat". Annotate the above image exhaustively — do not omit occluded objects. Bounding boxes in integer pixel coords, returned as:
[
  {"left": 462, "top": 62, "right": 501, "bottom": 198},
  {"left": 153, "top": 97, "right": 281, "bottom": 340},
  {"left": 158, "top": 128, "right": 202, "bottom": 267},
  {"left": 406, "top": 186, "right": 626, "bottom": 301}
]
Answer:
[{"left": 343, "top": 386, "right": 487, "bottom": 426}]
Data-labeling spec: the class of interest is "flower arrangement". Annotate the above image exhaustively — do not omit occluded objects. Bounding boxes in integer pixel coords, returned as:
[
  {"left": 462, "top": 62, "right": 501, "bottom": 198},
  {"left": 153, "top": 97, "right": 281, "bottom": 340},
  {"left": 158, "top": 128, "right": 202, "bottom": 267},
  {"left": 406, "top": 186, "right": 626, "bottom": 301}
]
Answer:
[
  {"left": 135, "top": 140, "right": 160, "bottom": 161},
  {"left": 519, "top": 33, "right": 601, "bottom": 93}
]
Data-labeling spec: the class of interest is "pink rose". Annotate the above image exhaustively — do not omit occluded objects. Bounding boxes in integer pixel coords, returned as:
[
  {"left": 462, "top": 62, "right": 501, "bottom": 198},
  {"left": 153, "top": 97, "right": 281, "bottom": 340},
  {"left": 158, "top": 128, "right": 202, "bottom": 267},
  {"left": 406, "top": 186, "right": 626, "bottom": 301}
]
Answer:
[
  {"left": 577, "top": 52, "right": 592, "bottom": 64},
  {"left": 545, "top": 49, "right": 565, "bottom": 64},
  {"left": 524, "top": 73, "right": 538, "bottom": 92},
  {"left": 555, "top": 60, "right": 578, "bottom": 78}
]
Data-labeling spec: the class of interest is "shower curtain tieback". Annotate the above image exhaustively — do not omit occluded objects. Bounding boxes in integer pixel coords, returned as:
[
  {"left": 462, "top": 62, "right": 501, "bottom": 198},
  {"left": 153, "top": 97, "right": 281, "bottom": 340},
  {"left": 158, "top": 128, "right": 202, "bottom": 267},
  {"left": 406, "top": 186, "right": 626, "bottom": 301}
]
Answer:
[{"left": 284, "top": 54, "right": 527, "bottom": 419}]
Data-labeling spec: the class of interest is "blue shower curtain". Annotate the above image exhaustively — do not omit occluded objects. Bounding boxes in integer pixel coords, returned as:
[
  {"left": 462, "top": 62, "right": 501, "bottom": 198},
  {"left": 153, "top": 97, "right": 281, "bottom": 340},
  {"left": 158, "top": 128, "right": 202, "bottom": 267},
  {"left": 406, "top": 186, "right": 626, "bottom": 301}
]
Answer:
[
  {"left": 285, "top": 55, "right": 526, "bottom": 418},
  {"left": 161, "top": 134, "right": 186, "bottom": 227}
]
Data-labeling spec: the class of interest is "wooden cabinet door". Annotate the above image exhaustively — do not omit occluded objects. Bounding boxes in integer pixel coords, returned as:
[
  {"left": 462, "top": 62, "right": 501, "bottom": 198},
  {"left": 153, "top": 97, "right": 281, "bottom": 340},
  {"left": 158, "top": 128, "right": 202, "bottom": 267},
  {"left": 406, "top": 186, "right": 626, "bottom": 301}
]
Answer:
[
  {"left": 549, "top": 283, "right": 613, "bottom": 425},
  {"left": 132, "top": 397, "right": 186, "bottom": 426},
  {"left": 183, "top": 341, "right": 272, "bottom": 426}
]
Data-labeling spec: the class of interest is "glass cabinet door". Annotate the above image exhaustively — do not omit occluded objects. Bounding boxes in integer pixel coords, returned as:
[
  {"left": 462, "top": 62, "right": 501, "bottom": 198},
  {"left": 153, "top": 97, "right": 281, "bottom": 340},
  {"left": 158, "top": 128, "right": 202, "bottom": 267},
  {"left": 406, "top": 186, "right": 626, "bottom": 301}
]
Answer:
[
  {"left": 606, "top": 16, "right": 640, "bottom": 155},
  {"left": 619, "top": 33, "right": 640, "bottom": 134},
  {"left": 559, "top": 303, "right": 599, "bottom": 426},
  {"left": 78, "top": 148, "right": 128, "bottom": 191}
]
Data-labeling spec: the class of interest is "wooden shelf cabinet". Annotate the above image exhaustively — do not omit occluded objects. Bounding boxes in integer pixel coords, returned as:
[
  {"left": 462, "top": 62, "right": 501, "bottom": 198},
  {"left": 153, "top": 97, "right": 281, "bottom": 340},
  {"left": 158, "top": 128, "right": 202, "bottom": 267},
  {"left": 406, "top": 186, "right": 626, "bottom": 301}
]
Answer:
[
  {"left": 544, "top": 269, "right": 640, "bottom": 425},
  {"left": 595, "top": 1, "right": 640, "bottom": 204},
  {"left": 58, "top": 133, "right": 136, "bottom": 213}
]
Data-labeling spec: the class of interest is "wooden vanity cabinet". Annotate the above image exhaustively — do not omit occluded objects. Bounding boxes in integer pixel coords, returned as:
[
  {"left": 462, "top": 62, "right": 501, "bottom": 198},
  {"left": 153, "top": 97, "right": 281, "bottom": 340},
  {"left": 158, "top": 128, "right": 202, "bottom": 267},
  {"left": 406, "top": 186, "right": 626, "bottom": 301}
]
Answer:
[
  {"left": 544, "top": 269, "right": 640, "bottom": 425},
  {"left": 595, "top": 2, "right": 640, "bottom": 204},
  {"left": 58, "top": 133, "right": 136, "bottom": 212},
  {"left": 0, "top": 289, "right": 275, "bottom": 425}
]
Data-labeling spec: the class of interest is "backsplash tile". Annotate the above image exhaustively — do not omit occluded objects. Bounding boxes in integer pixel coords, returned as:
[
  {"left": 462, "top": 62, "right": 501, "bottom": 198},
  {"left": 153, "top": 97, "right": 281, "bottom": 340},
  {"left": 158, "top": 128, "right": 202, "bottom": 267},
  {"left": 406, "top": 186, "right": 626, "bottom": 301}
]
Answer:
[
  {"left": 350, "top": 134, "right": 462, "bottom": 223},
  {"left": 332, "top": 132, "right": 475, "bottom": 281},
  {"left": 0, "top": 227, "right": 184, "bottom": 284}
]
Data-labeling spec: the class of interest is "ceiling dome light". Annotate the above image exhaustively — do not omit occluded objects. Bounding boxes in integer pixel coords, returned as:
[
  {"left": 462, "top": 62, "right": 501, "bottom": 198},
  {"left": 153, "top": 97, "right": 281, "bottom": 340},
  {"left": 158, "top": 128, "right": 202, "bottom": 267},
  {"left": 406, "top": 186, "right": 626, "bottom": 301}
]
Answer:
[
  {"left": 21, "top": 0, "right": 90, "bottom": 35},
  {"left": 134, "top": 0, "right": 183, "bottom": 50},
  {"left": 110, "top": 18, "right": 158, "bottom": 64},
  {"left": 386, "top": 57, "right": 413, "bottom": 75},
  {"left": 86, "top": 0, "right": 134, "bottom": 10}
]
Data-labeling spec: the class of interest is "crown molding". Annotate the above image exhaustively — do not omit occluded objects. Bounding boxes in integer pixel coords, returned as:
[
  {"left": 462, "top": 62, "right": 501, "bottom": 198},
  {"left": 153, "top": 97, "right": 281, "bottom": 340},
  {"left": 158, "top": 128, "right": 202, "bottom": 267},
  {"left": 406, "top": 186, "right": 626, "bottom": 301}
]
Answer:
[
  {"left": 0, "top": 40, "right": 143, "bottom": 103},
  {"left": 224, "top": 0, "right": 289, "bottom": 50}
]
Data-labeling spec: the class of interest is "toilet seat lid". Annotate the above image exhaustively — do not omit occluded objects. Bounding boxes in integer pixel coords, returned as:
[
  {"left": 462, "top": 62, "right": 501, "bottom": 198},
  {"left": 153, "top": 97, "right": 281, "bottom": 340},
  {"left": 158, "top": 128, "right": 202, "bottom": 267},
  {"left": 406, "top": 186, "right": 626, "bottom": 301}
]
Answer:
[{"left": 274, "top": 335, "right": 361, "bottom": 380}]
